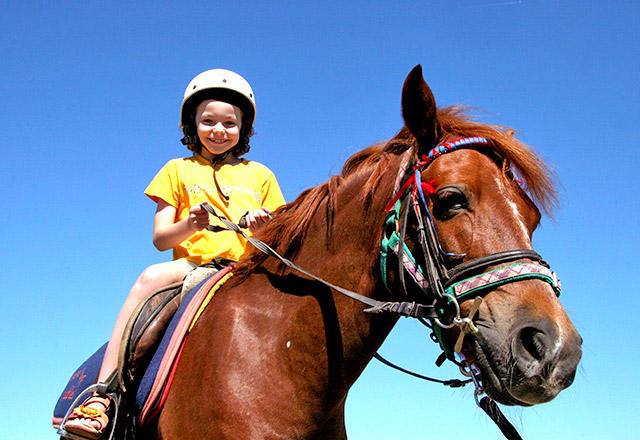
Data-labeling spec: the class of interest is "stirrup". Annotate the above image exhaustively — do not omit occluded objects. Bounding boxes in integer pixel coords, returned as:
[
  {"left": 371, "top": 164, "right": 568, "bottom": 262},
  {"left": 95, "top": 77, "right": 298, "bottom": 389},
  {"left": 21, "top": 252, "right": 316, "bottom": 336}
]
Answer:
[{"left": 58, "top": 379, "right": 120, "bottom": 440}]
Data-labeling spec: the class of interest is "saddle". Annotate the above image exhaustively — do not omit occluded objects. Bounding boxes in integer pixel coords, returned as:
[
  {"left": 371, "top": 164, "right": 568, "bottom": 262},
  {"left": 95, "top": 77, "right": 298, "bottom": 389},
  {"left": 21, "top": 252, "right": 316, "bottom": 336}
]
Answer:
[
  {"left": 53, "top": 258, "right": 234, "bottom": 438},
  {"left": 118, "top": 259, "right": 230, "bottom": 391}
]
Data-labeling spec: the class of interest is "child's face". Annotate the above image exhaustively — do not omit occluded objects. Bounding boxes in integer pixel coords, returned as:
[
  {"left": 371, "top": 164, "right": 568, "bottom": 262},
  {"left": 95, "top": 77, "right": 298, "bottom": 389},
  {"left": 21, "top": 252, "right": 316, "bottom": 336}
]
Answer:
[{"left": 195, "top": 99, "right": 243, "bottom": 160}]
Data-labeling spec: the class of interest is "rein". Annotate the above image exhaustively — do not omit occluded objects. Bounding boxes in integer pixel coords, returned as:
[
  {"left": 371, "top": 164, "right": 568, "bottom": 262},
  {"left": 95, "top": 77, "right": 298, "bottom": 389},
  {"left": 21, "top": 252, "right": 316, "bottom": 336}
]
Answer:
[{"left": 202, "top": 204, "right": 437, "bottom": 319}]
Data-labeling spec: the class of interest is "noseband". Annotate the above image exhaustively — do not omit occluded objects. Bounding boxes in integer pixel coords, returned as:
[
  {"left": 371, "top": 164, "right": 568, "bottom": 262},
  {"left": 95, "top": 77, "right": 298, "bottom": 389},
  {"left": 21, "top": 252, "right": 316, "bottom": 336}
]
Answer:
[{"left": 379, "top": 136, "right": 561, "bottom": 360}]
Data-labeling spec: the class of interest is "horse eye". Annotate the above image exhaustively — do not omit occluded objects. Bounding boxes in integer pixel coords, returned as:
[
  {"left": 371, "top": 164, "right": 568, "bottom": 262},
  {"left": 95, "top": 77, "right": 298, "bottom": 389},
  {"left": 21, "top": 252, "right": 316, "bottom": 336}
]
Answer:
[{"left": 433, "top": 188, "right": 468, "bottom": 219}]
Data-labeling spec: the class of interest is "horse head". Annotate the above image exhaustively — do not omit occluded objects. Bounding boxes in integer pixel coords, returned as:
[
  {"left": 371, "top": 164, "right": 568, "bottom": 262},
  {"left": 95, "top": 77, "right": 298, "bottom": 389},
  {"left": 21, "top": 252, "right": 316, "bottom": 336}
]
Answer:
[{"left": 397, "top": 65, "right": 582, "bottom": 406}]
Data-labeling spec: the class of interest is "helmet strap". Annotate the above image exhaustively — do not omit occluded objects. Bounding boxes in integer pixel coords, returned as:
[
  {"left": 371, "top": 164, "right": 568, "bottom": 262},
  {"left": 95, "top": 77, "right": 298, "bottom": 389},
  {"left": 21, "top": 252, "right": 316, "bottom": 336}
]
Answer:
[
  {"left": 182, "top": 127, "right": 235, "bottom": 201},
  {"left": 207, "top": 153, "right": 231, "bottom": 201}
]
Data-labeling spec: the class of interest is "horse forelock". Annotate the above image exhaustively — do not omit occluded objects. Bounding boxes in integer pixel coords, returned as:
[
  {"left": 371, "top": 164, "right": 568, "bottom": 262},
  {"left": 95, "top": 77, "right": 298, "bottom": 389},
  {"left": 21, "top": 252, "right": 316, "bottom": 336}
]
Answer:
[
  {"left": 235, "top": 105, "right": 557, "bottom": 275},
  {"left": 434, "top": 106, "right": 558, "bottom": 218}
]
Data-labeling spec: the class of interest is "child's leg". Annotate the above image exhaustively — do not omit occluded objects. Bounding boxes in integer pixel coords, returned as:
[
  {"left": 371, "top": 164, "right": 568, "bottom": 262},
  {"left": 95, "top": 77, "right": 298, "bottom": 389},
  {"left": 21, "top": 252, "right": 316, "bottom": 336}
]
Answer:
[
  {"left": 97, "top": 260, "right": 191, "bottom": 382},
  {"left": 64, "top": 260, "right": 190, "bottom": 436}
]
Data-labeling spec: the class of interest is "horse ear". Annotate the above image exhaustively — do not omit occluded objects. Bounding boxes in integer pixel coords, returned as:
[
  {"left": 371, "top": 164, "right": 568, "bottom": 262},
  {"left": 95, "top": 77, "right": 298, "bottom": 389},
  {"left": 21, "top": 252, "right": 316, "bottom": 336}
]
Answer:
[{"left": 402, "top": 65, "right": 441, "bottom": 149}]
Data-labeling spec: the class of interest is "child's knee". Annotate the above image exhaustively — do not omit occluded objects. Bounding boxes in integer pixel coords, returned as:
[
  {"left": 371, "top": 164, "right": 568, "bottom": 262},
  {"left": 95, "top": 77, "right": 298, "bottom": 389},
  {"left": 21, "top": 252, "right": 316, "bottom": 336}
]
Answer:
[
  {"left": 131, "top": 265, "right": 167, "bottom": 299},
  {"left": 133, "top": 262, "right": 186, "bottom": 298},
  {"left": 139, "top": 265, "right": 160, "bottom": 283}
]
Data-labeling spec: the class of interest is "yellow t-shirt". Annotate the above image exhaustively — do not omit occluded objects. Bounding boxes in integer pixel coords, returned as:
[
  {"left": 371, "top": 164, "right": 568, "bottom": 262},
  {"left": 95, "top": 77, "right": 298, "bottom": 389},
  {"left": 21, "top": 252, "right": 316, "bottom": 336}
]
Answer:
[{"left": 144, "top": 155, "right": 285, "bottom": 265}]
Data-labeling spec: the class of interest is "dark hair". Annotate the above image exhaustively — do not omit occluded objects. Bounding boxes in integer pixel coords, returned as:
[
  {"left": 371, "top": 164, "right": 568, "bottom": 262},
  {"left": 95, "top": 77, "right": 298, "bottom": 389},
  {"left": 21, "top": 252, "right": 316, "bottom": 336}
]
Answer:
[{"left": 180, "top": 89, "right": 255, "bottom": 158}]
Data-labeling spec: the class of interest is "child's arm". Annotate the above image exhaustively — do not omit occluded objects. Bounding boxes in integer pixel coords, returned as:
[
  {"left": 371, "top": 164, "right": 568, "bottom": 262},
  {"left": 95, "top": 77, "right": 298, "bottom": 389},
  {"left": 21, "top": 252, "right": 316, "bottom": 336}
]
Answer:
[{"left": 152, "top": 199, "right": 210, "bottom": 251}]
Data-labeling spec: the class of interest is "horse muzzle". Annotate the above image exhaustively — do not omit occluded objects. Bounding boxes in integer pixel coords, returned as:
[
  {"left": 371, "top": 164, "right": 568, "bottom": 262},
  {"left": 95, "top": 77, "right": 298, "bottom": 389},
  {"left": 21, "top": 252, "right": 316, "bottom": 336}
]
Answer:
[{"left": 472, "top": 313, "right": 583, "bottom": 406}]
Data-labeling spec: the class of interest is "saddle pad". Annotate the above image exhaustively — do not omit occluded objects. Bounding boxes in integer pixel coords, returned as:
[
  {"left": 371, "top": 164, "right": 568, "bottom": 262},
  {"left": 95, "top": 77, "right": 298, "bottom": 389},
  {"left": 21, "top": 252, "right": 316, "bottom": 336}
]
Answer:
[
  {"left": 52, "top": 343, "right": 107, "bottom": 428},
  {"left": 136, "top": 266, "right": 232, "bottom": 425}
]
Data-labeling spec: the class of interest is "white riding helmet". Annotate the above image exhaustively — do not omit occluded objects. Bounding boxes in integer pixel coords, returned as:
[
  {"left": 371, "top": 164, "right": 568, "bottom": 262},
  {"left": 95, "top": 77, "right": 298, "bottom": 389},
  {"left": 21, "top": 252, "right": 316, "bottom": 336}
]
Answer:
[{"left": 180, "top": 69, "right": 256, "bottom": 129}]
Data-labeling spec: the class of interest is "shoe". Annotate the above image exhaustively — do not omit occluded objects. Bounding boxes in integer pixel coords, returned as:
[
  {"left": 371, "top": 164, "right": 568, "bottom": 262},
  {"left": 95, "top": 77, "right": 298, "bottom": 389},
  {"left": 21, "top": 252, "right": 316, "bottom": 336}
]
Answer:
[{"left": 62, "top": 395, "right": 112, "bottom": 439}]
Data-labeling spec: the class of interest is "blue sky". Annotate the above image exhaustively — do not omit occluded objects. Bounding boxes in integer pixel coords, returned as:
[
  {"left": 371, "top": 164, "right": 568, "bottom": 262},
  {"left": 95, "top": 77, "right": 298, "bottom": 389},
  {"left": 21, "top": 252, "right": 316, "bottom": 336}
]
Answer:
[{"left": 1, "top": 1, "right": 638, "bottom": 439}]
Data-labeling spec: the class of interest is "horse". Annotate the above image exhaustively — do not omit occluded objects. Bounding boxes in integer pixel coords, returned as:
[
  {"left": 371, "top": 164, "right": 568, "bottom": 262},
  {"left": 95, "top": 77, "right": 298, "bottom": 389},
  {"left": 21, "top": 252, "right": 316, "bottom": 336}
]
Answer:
[{"left": 143, "top": 65, "right": 582, "bottom": 439}]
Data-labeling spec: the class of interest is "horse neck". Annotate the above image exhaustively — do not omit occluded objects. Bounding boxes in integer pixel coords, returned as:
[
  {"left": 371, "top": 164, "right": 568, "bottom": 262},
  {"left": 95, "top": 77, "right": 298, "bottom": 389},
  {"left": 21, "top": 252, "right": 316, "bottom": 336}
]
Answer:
[
  {"left": 265, "top": 155, "right": 403, "bottom": 394},
  {"left": 291, "top": 159, "right": 397, "bottom": 297}
]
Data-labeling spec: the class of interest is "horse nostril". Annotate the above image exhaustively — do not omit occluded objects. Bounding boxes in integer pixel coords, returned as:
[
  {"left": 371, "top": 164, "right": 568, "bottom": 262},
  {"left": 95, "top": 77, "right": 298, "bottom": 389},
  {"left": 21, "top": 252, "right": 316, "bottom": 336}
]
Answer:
[
  {"left": 519, "top": 327, "right": 548, "bottom": 361},
  {"left": 508, "top": 320, "right": 581, "bottom": 400}
]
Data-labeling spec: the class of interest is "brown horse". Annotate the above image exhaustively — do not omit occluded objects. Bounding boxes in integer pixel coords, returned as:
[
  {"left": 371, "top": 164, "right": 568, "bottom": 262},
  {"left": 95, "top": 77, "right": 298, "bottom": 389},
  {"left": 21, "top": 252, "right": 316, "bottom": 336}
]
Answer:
[{"left": 146, "top": 66, "right": 582, "bottom": 439}]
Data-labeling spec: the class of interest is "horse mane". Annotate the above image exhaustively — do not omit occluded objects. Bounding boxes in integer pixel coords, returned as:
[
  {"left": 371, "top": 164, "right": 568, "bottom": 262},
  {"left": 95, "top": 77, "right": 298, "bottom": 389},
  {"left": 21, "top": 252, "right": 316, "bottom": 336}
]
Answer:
[{"left": 234, "top": 106, "right": 557, "bottom": 274}]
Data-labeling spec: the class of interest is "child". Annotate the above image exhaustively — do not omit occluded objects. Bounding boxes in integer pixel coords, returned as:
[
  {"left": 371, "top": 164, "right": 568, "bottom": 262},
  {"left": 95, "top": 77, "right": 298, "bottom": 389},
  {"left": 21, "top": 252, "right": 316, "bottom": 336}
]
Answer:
[{"left": 63, "top": 69, "right": 286, "bottom": 439}]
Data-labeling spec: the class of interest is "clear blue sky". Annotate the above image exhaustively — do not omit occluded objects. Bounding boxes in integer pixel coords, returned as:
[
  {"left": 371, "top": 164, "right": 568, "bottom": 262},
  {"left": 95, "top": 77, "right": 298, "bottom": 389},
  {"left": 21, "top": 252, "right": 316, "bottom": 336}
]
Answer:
[{"left": 1, "top": 1, "right": 638, "bottom": 439}]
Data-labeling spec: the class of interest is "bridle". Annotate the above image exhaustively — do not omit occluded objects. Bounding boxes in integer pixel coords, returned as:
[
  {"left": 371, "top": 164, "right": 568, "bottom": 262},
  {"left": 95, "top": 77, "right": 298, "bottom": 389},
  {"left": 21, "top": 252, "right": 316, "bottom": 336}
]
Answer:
[
  {"left": 380, "top": 136, "right": 560, "bottom": 359},
  {"left": 377, "top": 136, "right": 561, "bottom": 440},
  {"left": 202, "top": 136, "right": 561, "bottom": 439}
]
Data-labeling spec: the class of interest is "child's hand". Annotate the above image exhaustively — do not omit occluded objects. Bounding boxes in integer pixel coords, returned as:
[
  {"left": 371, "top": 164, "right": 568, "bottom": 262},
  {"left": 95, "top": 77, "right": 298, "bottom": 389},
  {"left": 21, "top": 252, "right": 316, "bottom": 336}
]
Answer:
[
  {"left": 243, "top": 208, "right": 272, "bottom": 232},
  {"left": 187, "top": 204, "right": 211, "bottom": 231}
]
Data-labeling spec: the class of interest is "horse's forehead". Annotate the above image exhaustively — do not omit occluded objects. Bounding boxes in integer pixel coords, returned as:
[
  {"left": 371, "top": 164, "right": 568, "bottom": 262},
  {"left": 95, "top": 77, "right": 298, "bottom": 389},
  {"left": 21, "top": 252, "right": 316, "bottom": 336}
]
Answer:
[{"left": 423, "top": 149, "right": 541, "bottom": 234}]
